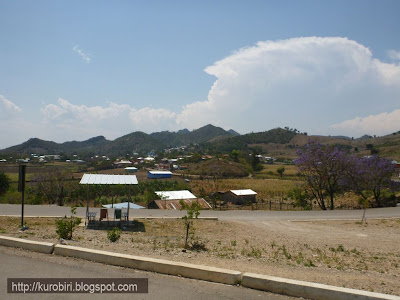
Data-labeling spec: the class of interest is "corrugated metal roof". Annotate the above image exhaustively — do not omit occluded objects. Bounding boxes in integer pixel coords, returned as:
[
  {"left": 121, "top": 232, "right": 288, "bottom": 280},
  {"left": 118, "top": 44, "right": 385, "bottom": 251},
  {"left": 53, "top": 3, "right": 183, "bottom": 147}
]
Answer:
[
  {"left": 79, "top": 174, "right": 138, "bottom": 185},
  {"left": 155, "top": 190, "right": 196, "bottom": 200},
  {"left": 230, "top": 189, "right": 257, "bottom": 196},
  {"left": 153, "top": 198, "right": 212, "bottom": 210},
  {"left": 149, "top": 171, "right": 172, "bottom": 175}
]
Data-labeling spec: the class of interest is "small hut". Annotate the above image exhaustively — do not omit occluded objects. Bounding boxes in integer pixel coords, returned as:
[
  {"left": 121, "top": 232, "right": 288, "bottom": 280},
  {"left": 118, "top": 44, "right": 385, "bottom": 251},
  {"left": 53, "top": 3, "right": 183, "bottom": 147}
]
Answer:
[{"left": 220, "top": 189, "right": 257, "bottom": 205}]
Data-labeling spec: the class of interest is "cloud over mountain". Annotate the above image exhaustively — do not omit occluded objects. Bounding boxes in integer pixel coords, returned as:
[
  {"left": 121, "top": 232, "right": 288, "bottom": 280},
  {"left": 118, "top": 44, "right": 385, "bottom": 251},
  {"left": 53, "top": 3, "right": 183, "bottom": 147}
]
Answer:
[
  {"left": 1, "top": 37, "right": 400, "bottom": 148},
  {"left": 176, "top": 37, "right": 400, "bottom": 135}
]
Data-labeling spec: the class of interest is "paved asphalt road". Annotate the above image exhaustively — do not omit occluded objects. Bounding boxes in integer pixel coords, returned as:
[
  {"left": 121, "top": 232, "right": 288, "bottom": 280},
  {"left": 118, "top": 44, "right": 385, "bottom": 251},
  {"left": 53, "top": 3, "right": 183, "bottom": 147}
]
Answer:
[
  {"left": 1, "top": 204, "right": 400, "bottom": 221},
  {"left": 0, "top": 246, "right": 295, "bottom": 300}
]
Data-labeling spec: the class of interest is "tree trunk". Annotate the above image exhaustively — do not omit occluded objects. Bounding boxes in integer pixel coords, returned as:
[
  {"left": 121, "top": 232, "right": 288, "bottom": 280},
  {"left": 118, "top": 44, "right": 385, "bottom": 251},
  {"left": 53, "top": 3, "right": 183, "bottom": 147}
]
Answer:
[
  {"left": 329, "top": 192, "right": 334, "bottom": 210},
  {"left": 184, "top": 221, "right": 190, "bottom": 249},
  {"left": 373, "top": 190, "right": 382, "bottom": 207}
]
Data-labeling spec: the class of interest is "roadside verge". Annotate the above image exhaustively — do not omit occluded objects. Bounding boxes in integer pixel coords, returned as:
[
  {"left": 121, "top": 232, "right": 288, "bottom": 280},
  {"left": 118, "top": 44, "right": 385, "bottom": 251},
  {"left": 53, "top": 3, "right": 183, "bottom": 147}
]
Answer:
[{"left": 0, "top": 235, "right": 398, "bottom": 300}]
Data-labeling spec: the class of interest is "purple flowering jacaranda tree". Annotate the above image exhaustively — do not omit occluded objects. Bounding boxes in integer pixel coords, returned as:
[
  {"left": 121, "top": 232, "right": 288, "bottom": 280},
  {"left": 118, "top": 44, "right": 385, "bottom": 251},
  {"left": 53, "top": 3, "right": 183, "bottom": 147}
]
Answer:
[{"left": 295, "top": 141, "right": 350, "bottom": 210}]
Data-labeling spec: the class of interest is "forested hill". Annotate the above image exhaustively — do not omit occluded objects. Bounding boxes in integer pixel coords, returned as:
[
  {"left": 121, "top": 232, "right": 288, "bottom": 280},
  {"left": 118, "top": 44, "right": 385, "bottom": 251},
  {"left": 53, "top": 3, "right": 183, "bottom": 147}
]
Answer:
[
  {"left": 0, "top": 124, "right": 238, "bottom": 156},
  {"left": 201, "top": 128, "right": 299, "bottom": 153}
]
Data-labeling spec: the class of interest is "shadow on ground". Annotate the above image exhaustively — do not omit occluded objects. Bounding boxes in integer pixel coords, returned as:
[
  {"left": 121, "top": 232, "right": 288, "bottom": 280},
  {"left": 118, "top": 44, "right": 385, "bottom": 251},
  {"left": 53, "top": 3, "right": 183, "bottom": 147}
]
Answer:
[{"left": 85, "top": 220, "right": 146, "bottom": 232}]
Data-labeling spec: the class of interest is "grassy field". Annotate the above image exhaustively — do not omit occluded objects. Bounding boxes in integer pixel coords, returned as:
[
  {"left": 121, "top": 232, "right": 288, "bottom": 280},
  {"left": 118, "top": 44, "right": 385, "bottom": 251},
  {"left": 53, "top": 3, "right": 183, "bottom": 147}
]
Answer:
[
  {"left": 190, "top": 177, "right": 300, "bottom": 200},
  {"left": 255, "top": 164, "right": 300, "bottom": 179}
]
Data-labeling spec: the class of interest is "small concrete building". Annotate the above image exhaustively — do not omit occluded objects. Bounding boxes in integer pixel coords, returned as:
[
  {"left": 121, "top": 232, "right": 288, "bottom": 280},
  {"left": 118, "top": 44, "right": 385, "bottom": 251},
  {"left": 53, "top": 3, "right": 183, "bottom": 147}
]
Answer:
[
  {"left": 149, "top": 198, "right": 212, "bottom": 210},
  {"left": 149, "top": 190, "right": 211, "bottom": 210},
  {"left": 220, "top": 189, "right": 257, "bottom": 205}
]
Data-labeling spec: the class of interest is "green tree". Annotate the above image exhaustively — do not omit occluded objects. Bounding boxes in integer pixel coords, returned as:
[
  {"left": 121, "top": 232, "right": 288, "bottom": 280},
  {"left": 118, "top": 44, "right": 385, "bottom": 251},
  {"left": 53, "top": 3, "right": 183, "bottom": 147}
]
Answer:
[
  {"left": 179, "top": 200, "right": 201, "bottom": 249},
  {"left": 276, "top": 167, "right": 285, "bottom": 179},
  {"left": 230, "top": 150, "right": 240, "bottom": 162},
  {"left": 55, "top": 206, "right": 81, "bottom": 240},
  {"left": 190, "top": 152, "right": 202, "bottom": 163},
  {"left": 251, "top": 150, "right": 263, "bottom": 172},
  {"left": 0, "top": 172, "right": 10, "bottom": 196}
]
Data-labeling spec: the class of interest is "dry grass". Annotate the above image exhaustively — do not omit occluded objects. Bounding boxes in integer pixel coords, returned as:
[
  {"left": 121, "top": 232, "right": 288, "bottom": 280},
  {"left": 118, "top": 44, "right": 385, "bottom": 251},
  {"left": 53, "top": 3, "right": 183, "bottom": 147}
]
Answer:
[
  {"left": 256, "top": 164, "right": 300, "bottom": 179},
  {"left": 190, "top": 178, "right": 300, "bottom": 199}
]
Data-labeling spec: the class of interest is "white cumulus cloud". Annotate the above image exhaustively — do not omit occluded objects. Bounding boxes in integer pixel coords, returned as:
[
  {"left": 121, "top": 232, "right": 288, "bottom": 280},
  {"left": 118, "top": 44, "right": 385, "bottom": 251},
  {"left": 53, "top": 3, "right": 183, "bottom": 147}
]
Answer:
[
  {"left": 330, "top": 109, "right": 400, "bottom": 137},
  {"left": 39, "top": 98, "right": 177, "bottom": 141},
  {"left": 176, "top": 37, "right": 400, "bottom": 135},
  {"left": 388, "top": 50, "right": 400, "bottom": 61}
]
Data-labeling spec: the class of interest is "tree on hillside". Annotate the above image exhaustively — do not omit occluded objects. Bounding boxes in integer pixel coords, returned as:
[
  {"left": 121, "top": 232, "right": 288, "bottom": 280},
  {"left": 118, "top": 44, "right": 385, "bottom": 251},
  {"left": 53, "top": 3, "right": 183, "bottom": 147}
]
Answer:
[
  {"left": 343, "top": 155, "right": 395, "bottom": 207},
  {"left": 295, "top": 142, "right": 349, "bottom": 210},
  {"left": 0, "top": 172, "right": 10, "bottom": 196},
  {"left": 250, "top": 150, "right": 263, "bottom": 172},
  {"left": 277, "top": 167, "right": 285, "bottom": 179},
  {"left": 31, "top": 169, "right": 70, "bottom": 205},
  {"left": 230, "top": 150, "right": 240, "bottom": 162}
]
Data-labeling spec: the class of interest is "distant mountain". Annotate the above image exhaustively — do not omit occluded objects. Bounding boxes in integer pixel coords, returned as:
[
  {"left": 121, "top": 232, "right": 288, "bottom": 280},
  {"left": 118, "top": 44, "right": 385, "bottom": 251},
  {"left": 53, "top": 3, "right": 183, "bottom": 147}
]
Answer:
[
  {"left": 228, "top": 129, "right": 240, "bottom": 136},
  {"left": 2, "top": 138, "right": 64, "bottom": 155},
  {"left": 188, "top": 124, "right": 234, "bottom": 144},
  {"left": 0, "top": 124, "right": 239, "bottom": 156},
  {"left": 62, "top": 136, "right": 109, "bottom": 154},
  {"left": 358, "top": 134, "right": 373, "bottom": 140},
  {"left": 104, "top": 131, "right": 165, "bottom": 156},
  {"left": 177, "top": 129, "right": 190, "bottom": 134},
  {"left": 150, "top": 124, "right": 236, "bottom": 148},
  {"left": 202, "top": 128, "right": 298, "bottom": 153},
  {"left": 3, "top": 125, "right": 399, "bottom": 160},
  {"left": 0, "top": 136, "right": 110, "bottom": 156}
]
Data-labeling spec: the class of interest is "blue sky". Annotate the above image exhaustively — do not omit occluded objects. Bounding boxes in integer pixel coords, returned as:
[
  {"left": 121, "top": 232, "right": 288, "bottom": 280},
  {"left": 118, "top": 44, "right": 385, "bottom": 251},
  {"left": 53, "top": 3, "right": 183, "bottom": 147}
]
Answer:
[{"left": 1, "top": 0, "right": 400, "bottom": 148}]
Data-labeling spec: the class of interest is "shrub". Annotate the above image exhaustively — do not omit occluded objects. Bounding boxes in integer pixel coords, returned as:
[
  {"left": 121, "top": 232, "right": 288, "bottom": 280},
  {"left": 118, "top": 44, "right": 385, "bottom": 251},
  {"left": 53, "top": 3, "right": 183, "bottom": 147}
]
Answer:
[
  {"left": 55, "top": 217, "right": 81, "bottom": 240},
  {"left": 55, "top": 206, "right": 81, "bottom": 240},
  {"left": 107, "top": 227, "right": 121, "bottom": 242}
]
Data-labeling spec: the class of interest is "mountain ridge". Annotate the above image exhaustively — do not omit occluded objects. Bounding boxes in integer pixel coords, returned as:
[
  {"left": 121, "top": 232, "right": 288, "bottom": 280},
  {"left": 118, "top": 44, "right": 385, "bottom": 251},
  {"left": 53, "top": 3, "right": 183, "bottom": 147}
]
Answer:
[{"left": 2, "top": 125, "right": 400, "bottom": 160}]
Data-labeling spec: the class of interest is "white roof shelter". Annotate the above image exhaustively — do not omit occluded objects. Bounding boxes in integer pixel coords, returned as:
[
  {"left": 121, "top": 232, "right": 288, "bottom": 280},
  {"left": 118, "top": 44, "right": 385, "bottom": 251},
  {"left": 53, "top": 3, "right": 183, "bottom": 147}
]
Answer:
[
  {"left": 155, "top": 190, "right": 196, "bottom": 200},
  {"left": 80, "top": 174, "right": 139, "bottom": 225},
  {"left": 149, "top": 171, "right": 172, "bottom": 175},
  {"left": 231, "top": 189, "right": 257, "bottom": 196},
  {"left": 80, "top": 174, "right": 138, "bottom": 185},
  {"left": 103, "top": 202, "right": 144, "bottom": 209}
]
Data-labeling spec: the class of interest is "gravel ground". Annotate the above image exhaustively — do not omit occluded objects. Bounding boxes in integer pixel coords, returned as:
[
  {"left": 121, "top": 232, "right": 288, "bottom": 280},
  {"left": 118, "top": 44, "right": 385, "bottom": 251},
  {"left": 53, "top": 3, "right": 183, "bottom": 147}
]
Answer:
[{"left": 1, "top": 216, "right": 399, "bottom": 296}]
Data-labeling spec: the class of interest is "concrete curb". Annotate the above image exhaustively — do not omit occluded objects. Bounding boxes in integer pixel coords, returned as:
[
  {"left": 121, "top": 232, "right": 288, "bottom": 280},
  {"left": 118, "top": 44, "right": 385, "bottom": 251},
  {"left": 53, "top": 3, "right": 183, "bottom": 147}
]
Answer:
[
  {"left": 53, "top": 244, "right": 241, "bottom": 285},
  {"left": 0, "top": 216, "right": 219, "bottom": 221},
  {"left": 0, "top": 215, "right": 65, "bottom": 218},
  {"left": 142, "top": 217, "right": 218, "bottom": 220},
  {"left": 242, "top": 272, "right": 399, "bottom": 300},
  {"left": 0, "top": 235, "right": 54, "bottom": 254}
]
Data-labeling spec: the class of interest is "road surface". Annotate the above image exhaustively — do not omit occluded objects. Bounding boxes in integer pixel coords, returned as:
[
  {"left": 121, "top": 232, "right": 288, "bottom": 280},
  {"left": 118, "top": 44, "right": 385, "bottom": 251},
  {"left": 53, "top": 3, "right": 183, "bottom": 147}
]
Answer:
[
  {"left": 1, "top": 204, "right": 400, "bottom": 221},
  {"left": 0, "top": 246, "right": 295, "bottom": 300}
]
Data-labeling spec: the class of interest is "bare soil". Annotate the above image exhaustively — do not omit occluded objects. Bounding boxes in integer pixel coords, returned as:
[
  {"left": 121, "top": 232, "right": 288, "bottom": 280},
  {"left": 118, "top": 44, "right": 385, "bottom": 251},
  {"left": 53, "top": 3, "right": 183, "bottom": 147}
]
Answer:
[{"left": 1, "top": 216, "right": 399, "bottom": 296}]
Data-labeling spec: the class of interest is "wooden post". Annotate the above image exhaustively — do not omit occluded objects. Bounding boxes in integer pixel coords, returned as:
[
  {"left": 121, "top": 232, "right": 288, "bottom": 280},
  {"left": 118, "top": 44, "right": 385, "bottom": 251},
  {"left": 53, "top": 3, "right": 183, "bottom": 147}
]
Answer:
[
  {"left": 127, "top": 184, "right": 131, "bottom": 222},
  {"left": 86, "top": 184, "right": 90, "bottom": 225},
  {"left": 18, "top": 165, "right": 26, "bottom": 228}
]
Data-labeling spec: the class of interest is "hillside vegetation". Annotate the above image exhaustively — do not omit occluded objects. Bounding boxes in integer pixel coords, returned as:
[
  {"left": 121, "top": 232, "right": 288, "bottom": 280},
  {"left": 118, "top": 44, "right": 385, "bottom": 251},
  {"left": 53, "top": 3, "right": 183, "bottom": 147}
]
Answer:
[{"left": 1, "top": 125, "right": 400, "bottom": 161}]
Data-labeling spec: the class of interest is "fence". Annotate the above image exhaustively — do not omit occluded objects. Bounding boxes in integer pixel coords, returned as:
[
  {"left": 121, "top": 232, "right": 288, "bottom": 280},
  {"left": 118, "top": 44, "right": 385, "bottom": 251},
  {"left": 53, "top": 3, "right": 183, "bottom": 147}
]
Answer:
[{"left": 214, "top": 198, "right": 363, "bottom": 211}]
